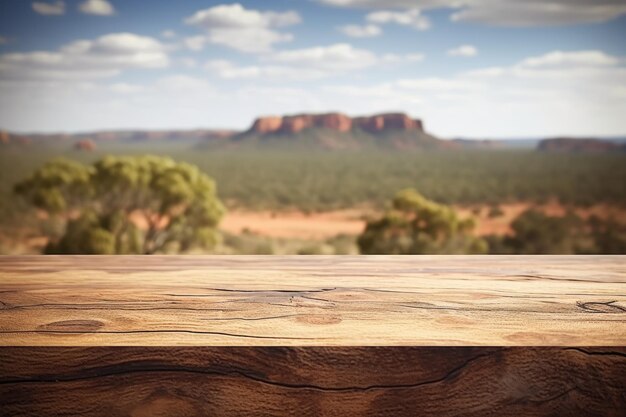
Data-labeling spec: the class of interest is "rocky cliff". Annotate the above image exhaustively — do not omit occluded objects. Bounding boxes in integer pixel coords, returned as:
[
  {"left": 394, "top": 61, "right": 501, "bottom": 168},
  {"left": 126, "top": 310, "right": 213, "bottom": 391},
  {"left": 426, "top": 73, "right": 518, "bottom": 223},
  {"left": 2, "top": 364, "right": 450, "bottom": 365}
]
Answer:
[
  {"left": 248, "top": 112, "right": 424, "bottom": 135},
  {"left": 74, "top": 139, "right": 97, "bottom": 151}
]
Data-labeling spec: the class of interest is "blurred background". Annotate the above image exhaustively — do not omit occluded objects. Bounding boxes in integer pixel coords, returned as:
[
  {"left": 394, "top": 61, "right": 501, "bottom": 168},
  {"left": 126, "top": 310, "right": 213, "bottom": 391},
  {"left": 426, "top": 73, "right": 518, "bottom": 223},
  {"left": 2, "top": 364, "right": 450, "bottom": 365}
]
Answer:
[{"left": 0, "top": 0, "right": 625, "bottom": 255}]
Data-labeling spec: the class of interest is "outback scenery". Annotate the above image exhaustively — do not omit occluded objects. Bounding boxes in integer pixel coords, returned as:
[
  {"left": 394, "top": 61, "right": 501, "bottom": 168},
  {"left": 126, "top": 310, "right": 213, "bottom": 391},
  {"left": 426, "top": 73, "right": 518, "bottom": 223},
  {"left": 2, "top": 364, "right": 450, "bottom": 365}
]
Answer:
[{"left": 1, "top": 0, "right": 625, "bottom": 255}]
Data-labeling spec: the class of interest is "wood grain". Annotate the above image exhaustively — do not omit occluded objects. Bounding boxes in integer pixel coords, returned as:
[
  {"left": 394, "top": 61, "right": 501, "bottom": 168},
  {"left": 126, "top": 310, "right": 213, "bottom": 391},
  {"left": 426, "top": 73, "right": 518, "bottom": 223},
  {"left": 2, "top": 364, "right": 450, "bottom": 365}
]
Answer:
[
  {"left": 0, "top": 255, "right": 625, "bottom": 346},
  {"left": 0, "top": 256, "right": 625, "bottom": 416},
  {"left": 1, "top": 347, "right": 625, "bottom": 416}
]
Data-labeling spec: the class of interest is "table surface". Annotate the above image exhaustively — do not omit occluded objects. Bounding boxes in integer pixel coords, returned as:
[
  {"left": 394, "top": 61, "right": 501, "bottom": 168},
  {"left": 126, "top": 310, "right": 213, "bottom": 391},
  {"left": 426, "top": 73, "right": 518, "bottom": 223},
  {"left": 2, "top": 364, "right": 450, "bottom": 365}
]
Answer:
[{"left": 0, "top": 255, "right": 624, "bottom": 346}]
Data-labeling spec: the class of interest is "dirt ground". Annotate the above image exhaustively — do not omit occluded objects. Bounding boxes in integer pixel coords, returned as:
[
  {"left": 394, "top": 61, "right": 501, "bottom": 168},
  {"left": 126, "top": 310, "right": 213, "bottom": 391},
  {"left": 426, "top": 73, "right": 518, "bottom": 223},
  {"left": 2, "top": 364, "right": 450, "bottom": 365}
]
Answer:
[
  {"left": 220, "top": 209, "right": 368, "bottom": 240},
  {"left": 220, "top": 203, "right": 626, "bottom": 240},
  {"left": 4, "top": 202, "right": 623, "bottom": 254}
]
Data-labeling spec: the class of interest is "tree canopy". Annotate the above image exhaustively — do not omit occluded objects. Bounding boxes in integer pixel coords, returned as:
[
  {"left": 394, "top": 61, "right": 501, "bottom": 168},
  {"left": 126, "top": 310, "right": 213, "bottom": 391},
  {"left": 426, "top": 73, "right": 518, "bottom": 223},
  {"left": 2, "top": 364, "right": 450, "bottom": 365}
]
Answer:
[
  {"left": 14, "top": 155, "right": 225, "bottom": 254},
  {"left": 486, "top": 209, "right": 625, "bottom": 255},
  {"left": 358, "top": 188, "right": 487, "bottom": 254},
  {"left": 502, "top": 209, "right": 588, "bottom": 254}
]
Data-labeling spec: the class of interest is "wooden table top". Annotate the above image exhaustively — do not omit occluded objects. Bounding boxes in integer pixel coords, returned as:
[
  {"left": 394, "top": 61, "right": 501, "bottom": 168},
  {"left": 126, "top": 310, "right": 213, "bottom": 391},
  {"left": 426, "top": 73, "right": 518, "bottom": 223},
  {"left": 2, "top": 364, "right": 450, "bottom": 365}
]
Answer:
[{"left": 0, "top": 255, "right": 624, "bottom": 346}]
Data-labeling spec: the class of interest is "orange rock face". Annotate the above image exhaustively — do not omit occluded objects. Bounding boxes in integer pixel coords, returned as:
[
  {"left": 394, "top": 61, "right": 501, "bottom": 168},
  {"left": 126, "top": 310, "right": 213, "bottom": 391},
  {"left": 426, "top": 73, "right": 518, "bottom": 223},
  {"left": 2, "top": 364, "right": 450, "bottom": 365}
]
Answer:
[
  {"left": 0, "top": 131, "right": 9, "bottom": 145},
  {"left": 280, "top": 115, "right": 313, "bottom": 134},
  {"left": 313, "top": 113, "right": 353, "bottom": 132},
  {"left": 74, "top": 139, "right": 97, "bottom": 151},
  {"left": 248, "top": 112, "right": 423, "bottom": 135},
  {"left": 354, "top": 113, "right": 423, "bottom": 132},
  {"left": 250, "top": 116, "right": 284, "bottom": 134},
  {"left": 353, "top": 115, "right": 384, "bottom": 132}
]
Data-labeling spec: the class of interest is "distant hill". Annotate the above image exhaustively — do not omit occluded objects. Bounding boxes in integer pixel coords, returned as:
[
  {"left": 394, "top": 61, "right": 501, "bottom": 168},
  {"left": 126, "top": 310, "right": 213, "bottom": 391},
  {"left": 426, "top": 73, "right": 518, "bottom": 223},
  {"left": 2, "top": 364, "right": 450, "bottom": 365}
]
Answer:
[
  {"left": 537, "top": 138, "right": 626, "bottom": 153},
  {"left": 0, "top": 129, "right": 237, "bottom": 147},
  {"left": 3, "top": 119, "right": 626, "bottom": 153},
  {"left": 451, "top": 138, "right": 541, "bottom": 149},
  {"left": 450, "top": 139, "right": 502, "bottom": 149},
  {"left": 222, "top": 112, "right": 450, "bottom": 150}
]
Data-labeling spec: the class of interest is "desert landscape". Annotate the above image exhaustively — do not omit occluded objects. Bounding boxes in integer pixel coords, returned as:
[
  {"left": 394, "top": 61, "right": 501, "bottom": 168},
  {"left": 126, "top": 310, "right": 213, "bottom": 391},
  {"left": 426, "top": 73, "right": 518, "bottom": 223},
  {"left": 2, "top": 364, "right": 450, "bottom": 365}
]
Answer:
[
  {"left": 1, "top": 113, "right": 624, "bottom": 255},
  {"left": 221, "top": 202, "right": 626, "bottom": 239},
  {"left": 1, "top": 1, "right": 625, "bottom": 256}
]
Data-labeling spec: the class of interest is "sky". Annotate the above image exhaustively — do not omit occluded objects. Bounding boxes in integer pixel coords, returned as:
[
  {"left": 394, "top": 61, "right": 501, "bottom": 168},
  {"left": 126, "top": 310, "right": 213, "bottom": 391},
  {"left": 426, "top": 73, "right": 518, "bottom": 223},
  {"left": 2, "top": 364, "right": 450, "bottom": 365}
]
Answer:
[{"left": 0, "top": 0, "right": 625, "bottom": 138}]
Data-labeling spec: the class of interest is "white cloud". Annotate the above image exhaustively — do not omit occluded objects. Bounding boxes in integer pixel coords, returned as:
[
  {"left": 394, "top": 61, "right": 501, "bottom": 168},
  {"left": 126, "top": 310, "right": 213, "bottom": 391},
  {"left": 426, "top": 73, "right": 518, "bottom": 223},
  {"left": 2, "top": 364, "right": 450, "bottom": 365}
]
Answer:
[
  {"left": 205, "top": 44, "right": 372, "bottom": 80},
  {"left": 109, "top": 82, "right": 145, "bottom": 94},
  {"left": 155, "top": 75, "right": 213, "bottom": 93},
  {"left": 206, "top": 43, "right": 377, "bottom": 80},
  {"left": 406, "top": 53, "right": 425, "bottom": 62},
  {"left": 396, "top": 77, "right": 481, "bottom": 91},
  {"left": 325, "top": 49, "right": 626, "bottom": 137},
  {"left": 185, "top": 3, "right": 300, "bottom": 53},
  {"left": 382, "top": 53, "right": 425, "bottom": 63},
  {"left": 183, "top": 36, "right": 206, "bottom": 51},
  {"left": 366, "top": 8, "right": 431, "bottom": 30},
  {"left": 0, "top": 32, "right": 169, "bottom": 81},
  {"left": 466, "top": 50, "right": 624, "bottom": 80},
  {"left": 185, "top": 3, "right": 300, "bottom": 28},
  {"left": 451, "top": 1, "right": 626, "bottom": 26},
  {"left": 32, "top": 1, "right": 65, "bottom": 15},
  {"left": 180, "top": 57, "right": 197, "bottom": 68},
  {"left": 517, "top": 50, "right": 619, "bottom": 68},
  {"left": 338, "top": 24, "right": 382, "bottom": 38},
  {"left": 206, "top": 60, "right": 316, "bottom": 80},
  {"left": 447, "top": 44, "right": 478, "bottom": 57},
  {"left": 338, "top": 7, "right": 428, "bottom": 43},
  {"left": 1, "top": 46, "right": 624, "bottom": 137},
  {"left": 270, "top": 43, "right": 377, "bottom": 72},
  {"left": 79, "top": 0, "right": 115, "bottom": 16},
  {"left": 319, "top": 0, "right": 626, "bottom": 26},
  {"left": 206, "top": 44, "right": 422, "bottom": 80},
  {"left": 207, "top": 28, "right": 293, "bottom": 54},
  {"left": 0, "top": 74, "right": 219, "bottom": 132},
  {"left": 161, "top": 30, "right": 177, "bottom": 39}
]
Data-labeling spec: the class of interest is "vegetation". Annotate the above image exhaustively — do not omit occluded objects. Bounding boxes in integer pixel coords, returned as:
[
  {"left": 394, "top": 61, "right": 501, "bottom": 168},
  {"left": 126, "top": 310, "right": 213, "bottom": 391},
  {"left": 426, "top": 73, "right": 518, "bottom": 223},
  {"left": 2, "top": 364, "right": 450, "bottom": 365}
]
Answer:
[
  {"left": 486, "top": 210, "right": 626, "bottom": 254},
  {"left": 1, "top": 141, "right": 625, "bottom": 255},
  {"left": 219, "top": 231, "right": 358, "bottom": 255},
  {"left": 357, "top": 189, "right": 625, "bottom": 255},
  {"left": 1, "top": 143, "right": 625, "bottom": 213},
  {"left": 494, "top": 209, "right": 589, "bottom": 254},
  {"left": 588, "top": 216, "right": 626, "bottom": 254},
  {"left": 487, "top": 205, "right": 504, "bottom": 218},
  {"left": 358, "top": 189, "right": 487, "bottom": 254},
  {"left": 14, "top": 155, "right": 224, "bottom": 254}
]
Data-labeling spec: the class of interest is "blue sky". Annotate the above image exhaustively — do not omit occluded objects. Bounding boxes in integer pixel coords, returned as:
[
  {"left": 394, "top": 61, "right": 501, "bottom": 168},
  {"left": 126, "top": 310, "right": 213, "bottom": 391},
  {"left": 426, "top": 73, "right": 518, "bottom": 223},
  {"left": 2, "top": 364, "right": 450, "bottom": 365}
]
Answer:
[{"left": 1, "top": 0, "right": 625, "bottom": 137}]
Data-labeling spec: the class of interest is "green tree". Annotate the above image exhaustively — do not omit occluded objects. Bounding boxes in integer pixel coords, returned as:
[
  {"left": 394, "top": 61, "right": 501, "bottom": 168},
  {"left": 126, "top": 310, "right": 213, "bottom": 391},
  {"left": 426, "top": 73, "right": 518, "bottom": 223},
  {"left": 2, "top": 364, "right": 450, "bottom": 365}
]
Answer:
[
  {"left": 15, "top": 155, "right": 225, "bottom": 254},
  {"left": 486, "top": 210, "right": 626, "bottom": 255},
  {"left": 499, "top": 209, "right": 591, "bottom": 254},
  {"left": 588, "top": 215, "right": 626, "bottom": 254},
  {"left": 357, "top": 188, "right": 487, "bottom": 254}
]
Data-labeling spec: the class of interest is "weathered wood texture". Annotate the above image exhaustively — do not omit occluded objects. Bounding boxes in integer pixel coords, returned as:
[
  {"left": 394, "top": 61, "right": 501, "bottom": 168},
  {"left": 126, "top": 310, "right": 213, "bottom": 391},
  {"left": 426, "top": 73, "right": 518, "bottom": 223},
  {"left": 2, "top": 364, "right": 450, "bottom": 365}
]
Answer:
[
  {"left": 0, "top": 255, "right": 625, "bottom": 346},
  {"left": 0, "top": 256, "right": 625, "bottom": 416},
  {"left": 1, "top": 347, "right": 625, "bottom": 417}
]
